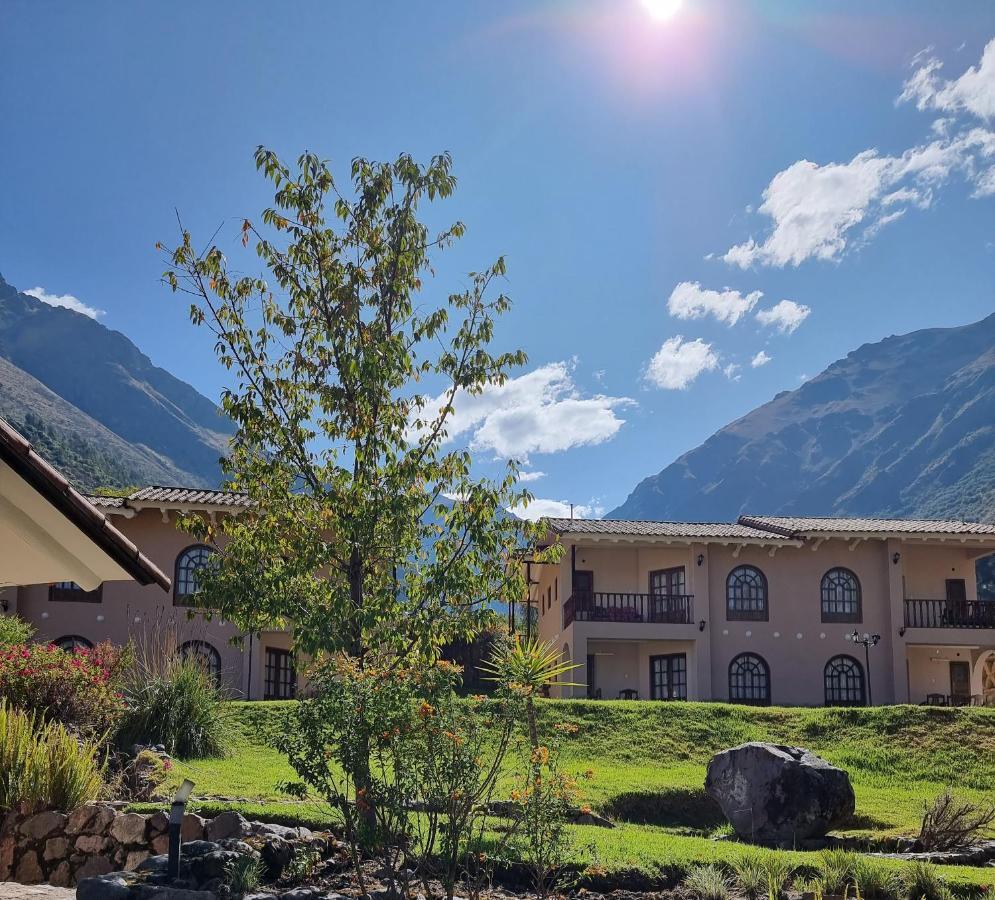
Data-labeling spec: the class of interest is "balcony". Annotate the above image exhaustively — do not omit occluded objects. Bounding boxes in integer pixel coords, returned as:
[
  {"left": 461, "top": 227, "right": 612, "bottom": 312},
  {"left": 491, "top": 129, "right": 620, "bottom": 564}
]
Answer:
[
  {"left": 563, "top": 591, "right": 694, "bottom": 628},
  {"left": 904, "top": 598, "right": 995, "bottom": 630}
]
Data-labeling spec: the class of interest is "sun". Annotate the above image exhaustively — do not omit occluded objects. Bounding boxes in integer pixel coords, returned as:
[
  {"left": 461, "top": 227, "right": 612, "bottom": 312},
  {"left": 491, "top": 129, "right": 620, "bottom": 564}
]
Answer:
[{"left": 640, "top": 0, "right": 684, "bottom": 21}]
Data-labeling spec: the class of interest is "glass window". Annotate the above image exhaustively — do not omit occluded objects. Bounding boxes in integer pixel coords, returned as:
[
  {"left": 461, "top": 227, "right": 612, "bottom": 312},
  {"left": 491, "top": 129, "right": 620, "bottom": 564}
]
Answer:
[
  {"left": 49, "top": 582, "right": 102, "bottom": 603},
  {"left": 650, "top": 653, "right": 687, "bottom": 700},
  {"left": 821, "top": 568, "right": 862, "bottom": 622},
  {"left": 825, "top": 655, "right": 866, "bottom": 706},
  {"left": 726, "top": 566, "right": 768, "bottom": 620},
  {"left": 53, "top": 635, "right": 93, "bottom": 652},
  {"left": 729, "top": 652, "right": 771, "bottom": 705},
  {"left": 264, "top": 648, "right": 296, "bottom": 700},
  {"left": 178, "top": 639, "right": 222, "bottom": 683},
  {"left": 174, "top": 545, "right": 215, "bottom": 606}
]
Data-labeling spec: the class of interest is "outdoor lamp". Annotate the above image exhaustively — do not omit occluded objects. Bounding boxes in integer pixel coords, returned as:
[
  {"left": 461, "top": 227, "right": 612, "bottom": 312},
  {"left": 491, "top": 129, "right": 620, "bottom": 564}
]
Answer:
[
  {"left": 696, "top": 554, "right": 705, "bottom": 567},
  {"left": 892, "top": 552, "right": 901, "bottom": 565},
  {"left": 167, "top": 779, "right": 195, "bottom": 881}
]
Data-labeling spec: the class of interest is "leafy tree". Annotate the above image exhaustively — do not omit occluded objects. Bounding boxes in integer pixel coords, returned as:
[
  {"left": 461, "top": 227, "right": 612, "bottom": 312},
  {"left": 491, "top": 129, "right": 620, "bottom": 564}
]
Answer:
[{"left": 162, "top": 145, "right": 555, "bottom": 666}]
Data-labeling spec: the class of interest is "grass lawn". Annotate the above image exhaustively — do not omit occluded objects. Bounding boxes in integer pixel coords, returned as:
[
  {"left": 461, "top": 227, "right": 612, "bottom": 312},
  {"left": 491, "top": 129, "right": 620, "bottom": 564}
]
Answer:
[{"left": 142, "top": 700, "right": 995, "bottom": 892}]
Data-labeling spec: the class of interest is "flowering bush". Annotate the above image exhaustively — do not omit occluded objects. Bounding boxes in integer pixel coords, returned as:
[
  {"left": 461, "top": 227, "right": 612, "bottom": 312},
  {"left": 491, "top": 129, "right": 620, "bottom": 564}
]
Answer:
[{"left": 0, "top": 641, "right": 127, "bottom": 738}]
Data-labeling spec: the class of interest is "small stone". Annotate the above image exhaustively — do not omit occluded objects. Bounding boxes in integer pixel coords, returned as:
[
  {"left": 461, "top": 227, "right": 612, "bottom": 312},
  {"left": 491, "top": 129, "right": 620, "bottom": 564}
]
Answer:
[
  {"left": 260, "top": 836, "right": 293, "bottom": 878},
  {"left": 181, "top": 813, "right": 206, "bottom": 842},
  {"left": 125, "top": 849, "right": 151, "bottom": 870},
  {"left": 78, "top": 873, "right": 134, "bottom": 900},
  {"left": 76, "top": 855, "right": 117, "bottom": 880},
  {"left": 89, "top": 806, "right": 118, "bottom": 833},
  {"left": 145, "top": 890, "right": 217, "bottom": 900},
  {"left": 181, "top": 840, "right": 221, "bottom": 858},
  {"left": 136, "top": 854, "right": 170, "bottom": 874},
  {"left": 76, "top": 834, "right": 111, "bottom": 854},
  {"left": 148, "top": 811, "right": 169, "bottom": 836},
  {"left": 19, "top": 810, "right": 67, "bottom": 840},
  {"left": 67, "top": 805, "right": 100, "bottom": 835},
  {"left": 45, "top": 835, "right": 70, "bottom": 860},
  {"left": 0, "top": 834, "right": 16, "bottom": 879},
  {"left": 280, "top": 889, "right": 322, "bottom": 900},
  {"left": 15, "top": 849, "right": 45, "bottom": 883},
  {"left": 189, "top": 849, "right": 241, "bottom": 883},
  {"left": 50, "top": 860, "right": 73, "bottom": 887},
  {"left": 205, "top": 810, "right": 251, "bottom": 842},
  {"left": 110, "top": 812, "right": 150, "bottom": 846}
]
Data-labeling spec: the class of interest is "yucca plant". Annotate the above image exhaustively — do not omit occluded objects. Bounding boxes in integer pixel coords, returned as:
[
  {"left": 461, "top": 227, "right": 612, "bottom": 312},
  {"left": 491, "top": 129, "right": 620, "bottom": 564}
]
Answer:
[
  {"left": 819, "top": 849, "right": 859, "bottom": 895},
  {"left": 42, "top": 722, "right": 105, "bottom": 810},
  {"left": 899, "top": 861, "right": 952, "bottom": 900},
  {"left": 0, "top": 701, "right": 45, "bottom": 811},
  {"left": 851, "top": 856, "right": 899, "bottom": 899},
  {"left": 731, "top": 851, "right": 769, "bottom": 900},
  {"left": 759, "top": 854, "right": 793, "bottom": 900},
  {"left": 224, "top": 853, "right": 265, "bottom": 895}
]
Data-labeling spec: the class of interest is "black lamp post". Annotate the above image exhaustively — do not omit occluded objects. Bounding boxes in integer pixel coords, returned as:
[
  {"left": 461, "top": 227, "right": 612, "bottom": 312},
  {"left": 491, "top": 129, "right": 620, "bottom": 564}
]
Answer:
[
  {"left": 167, "top": 779, "right": 195, "bottom": 881},
  {"left": 847, "top": 630, "right": 881, "bottom": 706}
]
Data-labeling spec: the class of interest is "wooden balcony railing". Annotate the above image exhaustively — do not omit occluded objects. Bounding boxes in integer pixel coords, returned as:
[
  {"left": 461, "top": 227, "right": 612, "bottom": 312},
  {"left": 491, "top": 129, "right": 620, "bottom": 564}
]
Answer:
[
  {"left": 904, "top": 598, "right": 995, "bottom": 629},
  {"left": 563, "top": 591, "right": 694, "bottom": 628}
]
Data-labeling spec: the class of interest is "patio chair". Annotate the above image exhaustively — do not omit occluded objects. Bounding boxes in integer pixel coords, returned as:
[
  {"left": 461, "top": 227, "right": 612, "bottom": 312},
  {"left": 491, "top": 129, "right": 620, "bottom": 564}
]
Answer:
[
  {"left": 618, "top": 688, "right": 639, "bottom": 700},
  {"left": 925, "top": 693, "right": 948, "bottom": 706}
]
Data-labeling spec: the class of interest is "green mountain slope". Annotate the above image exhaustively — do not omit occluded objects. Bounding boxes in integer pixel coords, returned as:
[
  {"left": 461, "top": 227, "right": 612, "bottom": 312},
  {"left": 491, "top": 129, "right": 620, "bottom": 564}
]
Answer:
[
  {"left": 0, "top": 272, "right": 232, "bottom": 491},
  {"left": 610, "top": 313, "right": 995, "bottom": 523}
]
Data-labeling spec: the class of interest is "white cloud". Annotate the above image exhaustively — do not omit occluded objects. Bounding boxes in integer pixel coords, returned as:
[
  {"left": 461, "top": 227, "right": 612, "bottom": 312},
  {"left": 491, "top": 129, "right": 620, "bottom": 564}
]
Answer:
[
  {"left": 508, "top": 497, "right": 604, "bottom": 521},
  {"left": 24, "top": 286, "right": 103, "bottom": 319},
  {"left": 666, "top": 281, "right": 762, "bottom": 326},
  {"left": 899, "top": 39, "right": 995, "bottom": 122},
  {"left": 517, "top": 470, "right": 546, "bottom": 483},
  {"left": 411, "top": 362, "right": 633, "bottom": 460},
  {"left": 723, "top": 41, "right": 995, "bottom": 270},
  {"left": 723, "top": 363, "right": 741, "bottom": 382},
  {"left": 755, "top": 299, "right": 811, "bottom": 334},
  {"left": 751, "top": 350, "right": 772, "bottom": 368},
  {"left": 644, "top": 336, "right": 719, "bottom": 390}
]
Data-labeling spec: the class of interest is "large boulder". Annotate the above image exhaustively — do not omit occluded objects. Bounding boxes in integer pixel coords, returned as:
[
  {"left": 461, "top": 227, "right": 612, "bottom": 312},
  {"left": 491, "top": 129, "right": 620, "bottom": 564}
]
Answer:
[{"left": 704, "top": 742, "right": 855, "bottom": 846}]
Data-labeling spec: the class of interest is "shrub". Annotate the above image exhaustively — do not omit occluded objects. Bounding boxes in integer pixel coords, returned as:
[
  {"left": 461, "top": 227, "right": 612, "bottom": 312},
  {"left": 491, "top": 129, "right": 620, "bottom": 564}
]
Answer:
[
  {"left": 731, "top": 851, "right": 770, "bottom": 900},
  {"left": 0, "top": 641, "right": 126, "bottom": 737},
  {"left": 0, "top": 615, "right": 34, "bottom": 647},
  {"left": 758, "top": 854, "right": 793, "bottom": 900},
  {"left": 852, "top": 856, "right": 899, "bottom": 899},
  {"left": 917, "top": 791, "right": 995, "bottom": 852},
  {"left": 0, "top": 700, "right": 103, "bottom": 812},
  {"left": 118, "top": 656, "right": 231, "bottom": 759},
  {"left": 819, "top": 849, "right": 860, "bottom": 895},
  {"left": 224, "top": 853, "right": 265, "bottom": 895},
  {"left": 898, "top": 861, "right": 952, "bottom": 900},
  {"left": 684, "top": 864, "right": 732, "bottom": 900}
]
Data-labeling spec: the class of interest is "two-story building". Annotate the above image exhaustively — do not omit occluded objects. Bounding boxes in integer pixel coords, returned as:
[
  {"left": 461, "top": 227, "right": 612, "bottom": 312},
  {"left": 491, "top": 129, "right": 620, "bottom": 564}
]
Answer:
[
  {"left": 3, "top": 485, "right": 296, "bottom": 701},
  {"left": 532, "top": 515, "right": 995, "bottom": 706}
]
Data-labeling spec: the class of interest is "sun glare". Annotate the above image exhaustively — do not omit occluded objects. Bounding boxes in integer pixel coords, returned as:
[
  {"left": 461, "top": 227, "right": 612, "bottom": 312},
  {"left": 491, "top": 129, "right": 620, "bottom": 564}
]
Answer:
[{"left": 640, "top": 0, "right": 684, "bottom": 21}]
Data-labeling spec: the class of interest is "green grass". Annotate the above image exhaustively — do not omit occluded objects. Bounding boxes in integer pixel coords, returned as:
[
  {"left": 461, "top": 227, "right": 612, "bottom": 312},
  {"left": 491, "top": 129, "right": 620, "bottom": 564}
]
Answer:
[{"left": 139, "top": 700, "right": 995, "bottom": 892}]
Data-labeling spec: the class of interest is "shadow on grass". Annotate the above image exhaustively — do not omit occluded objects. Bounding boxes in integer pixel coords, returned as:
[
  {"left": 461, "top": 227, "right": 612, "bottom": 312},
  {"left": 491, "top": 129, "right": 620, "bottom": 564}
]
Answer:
[
  {"left": 600, "top": 787, "right": 725, "bottom": 829},
  {"left": 837, "top": 811, "right": 897, "bottom": 831}
]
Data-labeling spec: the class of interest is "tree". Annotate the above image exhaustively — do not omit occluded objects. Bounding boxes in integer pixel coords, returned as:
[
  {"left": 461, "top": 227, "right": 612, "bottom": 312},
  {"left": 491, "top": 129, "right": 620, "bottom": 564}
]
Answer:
[{"left": 162, "top": 147, "right": 553, "bottom": 667}]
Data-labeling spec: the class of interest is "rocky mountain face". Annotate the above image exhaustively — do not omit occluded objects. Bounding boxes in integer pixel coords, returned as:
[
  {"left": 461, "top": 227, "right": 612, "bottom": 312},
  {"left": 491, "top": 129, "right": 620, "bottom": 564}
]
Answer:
[
  {"left": 610, "top": 313, "right": 995, "bottom": 523},
  {"left": 0, "top": 273, "right": 232, "bottom": 491}
]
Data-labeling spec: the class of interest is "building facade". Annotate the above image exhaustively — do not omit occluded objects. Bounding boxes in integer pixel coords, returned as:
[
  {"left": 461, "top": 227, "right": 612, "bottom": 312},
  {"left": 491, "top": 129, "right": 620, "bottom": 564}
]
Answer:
[
  {"left": 532, "top": 516, "right": 995, "bottom": 706},
  {"left": 4, "top": 486, "right": 294, "bottom": 701}
]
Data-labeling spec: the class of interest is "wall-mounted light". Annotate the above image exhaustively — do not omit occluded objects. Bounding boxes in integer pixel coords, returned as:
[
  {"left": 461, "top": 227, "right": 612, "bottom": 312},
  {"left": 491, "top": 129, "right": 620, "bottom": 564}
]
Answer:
[
  {"left": 892, "top": 552, "right": 901, "bottom": 565},
  {"left": 696, "top": 553, "right": 705, "bottom": 567},
  {"left": 698, "top": 619, "right": 706, "bottom": 632},
  {"left": 898, "top": 626, "right": 906, "bottom": 637}
]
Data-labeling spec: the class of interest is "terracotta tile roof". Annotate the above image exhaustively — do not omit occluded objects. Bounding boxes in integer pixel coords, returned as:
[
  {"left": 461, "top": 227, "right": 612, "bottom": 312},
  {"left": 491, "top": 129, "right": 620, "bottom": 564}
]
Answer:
[
  {"left": 738, "top": 515, "right": 995, "bottom": 537},
  {"left": 0, "top": 417, "right": 171, "bottom": 591},
  {"left": 126, "top": 486, "right": 252, "bottom": 508},
  {"left": 542, "top": 518, "right": 794, "bottom": 540},
  {"left": 86, "top": 495, "right": 127, "bottom": 509}
]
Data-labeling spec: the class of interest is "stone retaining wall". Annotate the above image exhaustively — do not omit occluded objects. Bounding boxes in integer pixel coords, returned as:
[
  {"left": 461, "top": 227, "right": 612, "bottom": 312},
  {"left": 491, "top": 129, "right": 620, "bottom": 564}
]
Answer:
[{"left": 0, "top": 806, "right": 272, "bottom": 887}]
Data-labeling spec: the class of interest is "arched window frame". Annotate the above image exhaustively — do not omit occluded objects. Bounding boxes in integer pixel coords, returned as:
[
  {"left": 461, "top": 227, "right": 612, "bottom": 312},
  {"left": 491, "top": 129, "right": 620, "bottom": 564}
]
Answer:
[
  {"left": 174, "top": 544, "right": 215, "bottom": 607},
  {"left": 178, "top": 639, "right": 222, "bottom": 684},
  {"left": 824, "top": 654, "right": 866, "bottom": 706},
  {"left": 726, "top": 565, "right": 769, "bottom": 621},
  {"left": 821, "top": 567, "right": 862, "bottom": 623},
  {"left": 53, "top": 635, "right": 93, "bottom": 653},
  {"left": 728, "top": 652, "right": 771, "bottom": 706}
]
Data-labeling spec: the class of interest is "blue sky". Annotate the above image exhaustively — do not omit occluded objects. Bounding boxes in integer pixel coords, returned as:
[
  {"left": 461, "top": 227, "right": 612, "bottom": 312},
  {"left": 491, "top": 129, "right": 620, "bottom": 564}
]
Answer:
[{"left": 2, "top": 1, "right": 994, "bottom": 517}]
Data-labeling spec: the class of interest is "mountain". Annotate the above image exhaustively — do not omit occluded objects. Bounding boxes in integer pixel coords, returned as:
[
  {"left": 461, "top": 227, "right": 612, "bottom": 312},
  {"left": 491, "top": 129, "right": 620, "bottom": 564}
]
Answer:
[
  {"left": 610, "top": 313, "right": 995, "bottom": 523},
  {"left": 0, "top": 273, "right": 233, "bottom": 491}
]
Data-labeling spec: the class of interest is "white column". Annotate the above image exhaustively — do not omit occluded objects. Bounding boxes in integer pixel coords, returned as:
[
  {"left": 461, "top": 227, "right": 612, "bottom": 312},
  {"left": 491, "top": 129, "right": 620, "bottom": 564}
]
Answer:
[
  {"left": 887, "top": 538, "right": 909, "bottom": 704},
  {"left": 691, "top": 542, "right": 713, "bottom": 700}
]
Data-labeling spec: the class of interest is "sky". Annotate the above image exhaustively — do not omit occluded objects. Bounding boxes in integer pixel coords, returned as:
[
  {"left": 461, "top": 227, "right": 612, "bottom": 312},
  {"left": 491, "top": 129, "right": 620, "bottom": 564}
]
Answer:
[{"left": 2, "top": 1, "right": 995, "bottom": 519}]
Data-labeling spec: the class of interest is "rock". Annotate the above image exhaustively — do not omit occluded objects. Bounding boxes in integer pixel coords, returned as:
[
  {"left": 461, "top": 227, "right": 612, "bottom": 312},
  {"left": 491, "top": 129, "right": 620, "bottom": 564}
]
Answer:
[
  {"left": 181, "top": 813, "right": 206, "bottom": 842},
  {"left": 78, "top": 873, "right": 134, "bottom": 900},
  {"left": 67, "top": 805, "right": 100, "bottom": 835},
  {"left": 206, "top": 810, "right": 251, "bottom": 842},
  {"left": 0, "top": 833, "right": 16, "bottom": 879},
  {"left": 126, "top": 849, "right": 152, "bottom": 870},
  {"left": 144, "top": 890, "right": 218, "bottom": 900},
  {"left": 77, "top": 855, "right": 117, "bottom": 879},
  {"left": 137, "top": 854, "right": 170, "bottom": 874},
  {"left": 14, "top": 849, "right": 44, "bottom": 883},
  {"left": 181, "top": 840, "right": 221, "bottom": 858},
  {"left": 111, "top": 812, "right": 150, "bottom": 846},
  {"left": 20, "top": 809, "right": 67, "bottom": 839},
  {"left": 189, "top": 848, "right": 242, "bottom": 883},
  {"left": 705, "top": 742, "right": 855, "bottom": 847},
  {"left": 151, "top": 834, "right": 170, "bottom": 854},
  {"left": 573, "top": 811, "right": 614, "bottom": 828},
  {"left": 280, "top": 890, "right": 323, "bottom": 900},
  {"left": 77, "top": 833, "right": 112, "bottom": 854},
  {"left": 50, "top": 860, "right": 74, "bottom": 887},
  {"left": 45, "top": 835, "right": 71, "bottom": 860},
  {"left": 148, "top": 811, "right": 170, "bottom": 836},
  {"left": 252, "top": 822, "right": 297, "bottom": 839},
  {"left": 260, "top": 836, "right": 294, "bottom": 878}
]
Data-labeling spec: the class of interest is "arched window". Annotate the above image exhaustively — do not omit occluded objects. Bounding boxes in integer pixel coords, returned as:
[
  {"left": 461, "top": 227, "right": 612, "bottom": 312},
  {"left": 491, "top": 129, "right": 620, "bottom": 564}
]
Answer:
[
  {"left": 729, "top": 653, "right": 771, "bottom": 706},
  {"left": 825, "top": 655, "right": 866, "bottom": 706},
  {"left": 178, "top": 640, "right": 222, "bottom": 683},
  {"left": 174, "top": 545, "right": 215, "bottom": 606},
  {"left": 821, "top": 568, "right": 862, "bottom": 623},
  {"left": 53, "top": 635, "right": 93, "bottom": 653},
  {"left": 726, "top": 566, "right": 768, "bottom": 620}
]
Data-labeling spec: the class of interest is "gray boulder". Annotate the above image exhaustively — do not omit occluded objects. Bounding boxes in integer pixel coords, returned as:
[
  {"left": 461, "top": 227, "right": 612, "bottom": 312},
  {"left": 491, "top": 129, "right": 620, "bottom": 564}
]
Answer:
[{"left": 705, "top": 742, "right": 855, "bottom": 846}]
